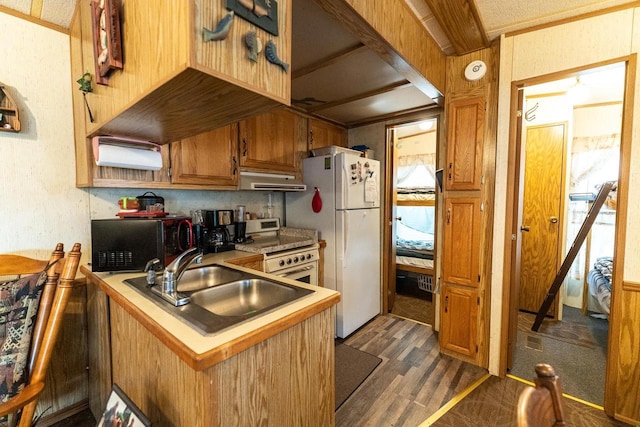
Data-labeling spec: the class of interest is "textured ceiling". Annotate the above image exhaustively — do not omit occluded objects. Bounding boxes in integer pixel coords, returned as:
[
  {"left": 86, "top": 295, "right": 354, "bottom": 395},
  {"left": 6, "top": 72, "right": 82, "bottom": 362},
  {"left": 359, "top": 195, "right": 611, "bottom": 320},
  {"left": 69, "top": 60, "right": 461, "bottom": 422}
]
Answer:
[
  {"left": 406, "top": 0, "right": 638, "bottom": 52},
  {"left": 0, "top": 0, "right": 77, "bottom": 29}
]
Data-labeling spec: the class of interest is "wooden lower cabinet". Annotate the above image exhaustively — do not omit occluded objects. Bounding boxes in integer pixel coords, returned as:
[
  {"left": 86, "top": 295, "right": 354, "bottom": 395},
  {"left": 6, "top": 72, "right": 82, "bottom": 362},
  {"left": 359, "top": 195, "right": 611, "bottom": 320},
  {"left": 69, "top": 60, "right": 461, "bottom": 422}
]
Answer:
[
  {"left": 35, "top": 284, "right": 89, "bottom": 424},
  {"left": 225, "top": 254, "right": 264, "bottom": 271},
  {"left": 86, "top": 277, "right": 112, "bottom": 420},
  {"left": 439, "top": 284, "right": 479, "bottom": 362},
  {"left": 109, "top": 303, "right": 335, "bottom": 426}
]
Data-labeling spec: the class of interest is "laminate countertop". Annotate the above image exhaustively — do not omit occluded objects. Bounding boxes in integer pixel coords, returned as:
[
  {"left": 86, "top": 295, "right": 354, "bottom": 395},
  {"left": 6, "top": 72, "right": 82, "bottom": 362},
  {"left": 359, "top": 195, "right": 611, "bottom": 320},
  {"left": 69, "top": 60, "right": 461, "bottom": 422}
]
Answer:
[{"left": 81, "top": 250, "right": 340, "bottom": 371}]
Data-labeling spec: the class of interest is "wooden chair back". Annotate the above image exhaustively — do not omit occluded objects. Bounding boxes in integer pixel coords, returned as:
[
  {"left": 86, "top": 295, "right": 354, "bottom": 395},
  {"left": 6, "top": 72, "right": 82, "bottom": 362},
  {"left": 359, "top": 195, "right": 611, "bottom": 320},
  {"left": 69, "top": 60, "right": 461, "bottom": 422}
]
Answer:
[
  {"left": 517, "top": 363, "right": 566, "bottom": 427},
  {"left": 0, "top": 243, "right": 81, "bottom": 426}
]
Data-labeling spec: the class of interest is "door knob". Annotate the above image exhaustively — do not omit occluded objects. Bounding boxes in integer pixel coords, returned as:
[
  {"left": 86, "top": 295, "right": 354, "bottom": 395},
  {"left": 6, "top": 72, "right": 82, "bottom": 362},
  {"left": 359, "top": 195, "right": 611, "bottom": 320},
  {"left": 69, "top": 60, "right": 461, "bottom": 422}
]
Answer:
[
  {"left": 520, "top": 226, "right": 530, "bottom": 232},
  {"left": 394, "top": 216, "right": 402, "bottom": 221},
  {"left": 550, "top": 217, "right": 558, "bottom": 224}
]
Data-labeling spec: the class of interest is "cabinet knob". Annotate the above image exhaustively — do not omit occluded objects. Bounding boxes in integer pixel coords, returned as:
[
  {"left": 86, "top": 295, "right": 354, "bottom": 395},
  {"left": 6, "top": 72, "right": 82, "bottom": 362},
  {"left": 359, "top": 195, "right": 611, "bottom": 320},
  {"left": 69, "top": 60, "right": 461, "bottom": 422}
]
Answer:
[
  {"left": 520, "top": 225, "right": 530, "bottom": 232},
  {"left": 550, "top": 216, "right": 558, "bottom": 224}
]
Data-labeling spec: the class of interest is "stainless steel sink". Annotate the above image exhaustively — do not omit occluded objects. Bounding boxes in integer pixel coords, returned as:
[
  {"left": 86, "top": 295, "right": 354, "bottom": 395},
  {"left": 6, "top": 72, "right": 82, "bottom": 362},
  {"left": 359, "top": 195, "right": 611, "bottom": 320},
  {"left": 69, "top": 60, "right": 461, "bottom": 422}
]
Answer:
[
  {"left": 190, "top": 279, "right": 300, "bottom": 316},
  {"left": 177, "top": 265, "right": 246, "bottom": 292},
  {"left": 124, "top": 264, "right": 314, "bottom": 335}
]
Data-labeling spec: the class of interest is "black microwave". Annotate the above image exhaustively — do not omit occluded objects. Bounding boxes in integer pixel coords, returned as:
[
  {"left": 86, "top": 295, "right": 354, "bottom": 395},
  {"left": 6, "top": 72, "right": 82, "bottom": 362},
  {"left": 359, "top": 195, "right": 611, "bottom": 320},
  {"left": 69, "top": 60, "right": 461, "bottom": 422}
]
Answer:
[{"left": 91, "top": 217, "right": 193, "bottom": 272}]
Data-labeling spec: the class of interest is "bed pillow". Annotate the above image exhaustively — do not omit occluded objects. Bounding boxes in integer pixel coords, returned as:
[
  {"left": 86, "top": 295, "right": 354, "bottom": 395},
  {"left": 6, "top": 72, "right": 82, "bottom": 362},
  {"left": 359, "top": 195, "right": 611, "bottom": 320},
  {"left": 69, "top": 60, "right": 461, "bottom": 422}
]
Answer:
[{"left": 0, "top": 271, "right": 47, "bottom": 404}]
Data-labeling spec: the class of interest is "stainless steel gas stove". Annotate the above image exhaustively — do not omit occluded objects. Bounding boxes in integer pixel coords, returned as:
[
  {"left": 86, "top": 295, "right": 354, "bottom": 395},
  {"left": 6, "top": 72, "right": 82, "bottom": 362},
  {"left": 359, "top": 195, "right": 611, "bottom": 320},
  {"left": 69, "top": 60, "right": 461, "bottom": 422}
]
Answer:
[{"left": 235, "top": 218, "right": 319, "bottom": 285}]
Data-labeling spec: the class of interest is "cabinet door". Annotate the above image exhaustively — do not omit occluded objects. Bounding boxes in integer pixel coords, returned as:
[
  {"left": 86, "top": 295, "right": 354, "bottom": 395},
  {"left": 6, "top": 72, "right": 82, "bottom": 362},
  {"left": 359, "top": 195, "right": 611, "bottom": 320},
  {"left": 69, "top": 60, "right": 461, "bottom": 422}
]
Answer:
[
  {"left": 170, "top": 124, "right": 238, "bottom": 186},
  {"left": 308, "top": 118, "right": 347, "bottom": 151},
  {"left": 446, "top": 96, "right": 484, "bottom": 190},
  {"left": 87, "top": 278, "right": 112, "bottom": 420},
  {"left": 239, "top": 109, "right": 304, "bottom": 174},
  {"left": 440, "top": 284, "right": 479, "bottom": 359},
  {"left": 442, "top": 197, "right": 481, "bottom": 287}
]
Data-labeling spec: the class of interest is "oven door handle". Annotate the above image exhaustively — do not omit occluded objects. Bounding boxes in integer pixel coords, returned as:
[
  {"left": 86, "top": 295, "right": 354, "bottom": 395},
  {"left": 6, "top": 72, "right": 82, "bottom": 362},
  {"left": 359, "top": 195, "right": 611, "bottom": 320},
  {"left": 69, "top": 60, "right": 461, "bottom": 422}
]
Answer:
[{"left": 276, "top": 265, "right": 314, "bottom": 277}]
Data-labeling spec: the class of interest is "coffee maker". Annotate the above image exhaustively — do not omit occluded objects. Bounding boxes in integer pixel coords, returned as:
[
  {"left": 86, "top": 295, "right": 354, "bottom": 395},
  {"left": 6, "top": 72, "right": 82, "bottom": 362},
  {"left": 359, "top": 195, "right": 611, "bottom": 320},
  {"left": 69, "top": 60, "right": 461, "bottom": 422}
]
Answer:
[{"left": 203, "top": 209, "right": 234, "bottom": 253}]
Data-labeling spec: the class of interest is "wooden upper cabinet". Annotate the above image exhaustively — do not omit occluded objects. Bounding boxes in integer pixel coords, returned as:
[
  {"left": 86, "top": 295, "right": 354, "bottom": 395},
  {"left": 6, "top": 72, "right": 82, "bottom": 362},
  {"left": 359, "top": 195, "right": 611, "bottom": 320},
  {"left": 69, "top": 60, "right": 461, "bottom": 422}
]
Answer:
[
  {"left": 440, "top": 284, "right": 479, "bottom": 360},
  {"left": 239, "top": 109, "right": 305, "bottom": 174},
  {"left": 73, "top": 0, "right": 291, "bottom": 144},
  {"left": 446, "top": 96, "right": 485, "bottom": 190},
  {"left": 442, "top": 196, "right": 481, "bottom": 288},
  {"left": 308, "top": 119, "right": 347, "bottom": 151},
  {"left": 170, "top": 124, "right": 238, "bottom": 188}
]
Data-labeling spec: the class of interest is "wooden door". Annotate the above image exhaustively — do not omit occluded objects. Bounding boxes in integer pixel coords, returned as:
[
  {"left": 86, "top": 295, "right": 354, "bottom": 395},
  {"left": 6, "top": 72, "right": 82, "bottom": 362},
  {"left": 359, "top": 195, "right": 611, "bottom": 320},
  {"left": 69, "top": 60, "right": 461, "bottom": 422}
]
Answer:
[
  {"left": 518, "top": 122, "right": 567, "bottom": 314},
  {"left": 440, "top": 284, "right": 478, "bottom": 359},
  {"left": 170, "top": 124, "right": 238, "bottom": 187},
  {"left": 442, "top": 197, "right": 481, "bottom": 288},
  {"left": 308, "top": 118, "right": 347, "bottom": 151},
  {"left": 446, "top": 97, "right": 485, "bottom": 191},
  {"left": 239, "top": 109, "right": 304, "bottom": 174}
]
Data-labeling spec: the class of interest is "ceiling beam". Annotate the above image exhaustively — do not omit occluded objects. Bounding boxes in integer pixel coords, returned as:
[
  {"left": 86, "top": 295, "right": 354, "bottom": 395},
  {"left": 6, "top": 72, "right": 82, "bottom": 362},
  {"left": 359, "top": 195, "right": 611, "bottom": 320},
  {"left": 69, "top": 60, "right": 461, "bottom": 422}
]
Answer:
[
  {"left": 343, "top": 104, "right": 442, "bottom": 128},
  {"left": 423, "top": 0, "right": 489, "bottom": 54},
  {"left": 304, "top": 80, "right": 413, "bottom": 113},
  {"left": 292, "top": 43, "right": 366, "bottom": 79}
]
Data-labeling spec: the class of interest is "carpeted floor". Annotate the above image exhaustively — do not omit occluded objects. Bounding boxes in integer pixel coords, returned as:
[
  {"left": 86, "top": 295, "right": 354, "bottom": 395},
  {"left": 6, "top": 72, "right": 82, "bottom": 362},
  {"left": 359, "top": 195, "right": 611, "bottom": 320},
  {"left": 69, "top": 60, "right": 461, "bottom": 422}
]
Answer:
[
  {"left": 430, "top": 375, "right": 627, "bottom": 426},
  {"left": 334, "top": 342, "right": 381, "bottom": 410},
  {"left": 510, "top": 306, "right": 609, "bottom": 405}
]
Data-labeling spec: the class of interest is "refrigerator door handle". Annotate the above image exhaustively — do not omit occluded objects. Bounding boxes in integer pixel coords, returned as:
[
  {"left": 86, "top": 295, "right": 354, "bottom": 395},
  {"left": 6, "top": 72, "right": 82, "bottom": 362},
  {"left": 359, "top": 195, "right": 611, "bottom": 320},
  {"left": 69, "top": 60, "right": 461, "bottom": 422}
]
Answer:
[{"left": 343, "top": 211, "right": 348, "bottom": 268}]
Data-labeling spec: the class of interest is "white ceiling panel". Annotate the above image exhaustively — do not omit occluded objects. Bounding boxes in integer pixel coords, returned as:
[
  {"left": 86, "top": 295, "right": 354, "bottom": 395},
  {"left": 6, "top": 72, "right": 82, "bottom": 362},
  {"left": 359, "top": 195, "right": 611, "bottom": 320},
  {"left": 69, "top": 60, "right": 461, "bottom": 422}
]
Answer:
[{"left": 292, "top": 48, "right": 407, "bottom": 104}]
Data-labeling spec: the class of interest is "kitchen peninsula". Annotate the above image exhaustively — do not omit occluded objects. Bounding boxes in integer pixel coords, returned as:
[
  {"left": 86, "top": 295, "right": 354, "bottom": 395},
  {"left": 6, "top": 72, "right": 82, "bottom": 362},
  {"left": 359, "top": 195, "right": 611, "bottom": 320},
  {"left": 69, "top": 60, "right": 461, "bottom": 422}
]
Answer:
[{"left": 83, "top": 250, "right": 340, "bottom": 426}]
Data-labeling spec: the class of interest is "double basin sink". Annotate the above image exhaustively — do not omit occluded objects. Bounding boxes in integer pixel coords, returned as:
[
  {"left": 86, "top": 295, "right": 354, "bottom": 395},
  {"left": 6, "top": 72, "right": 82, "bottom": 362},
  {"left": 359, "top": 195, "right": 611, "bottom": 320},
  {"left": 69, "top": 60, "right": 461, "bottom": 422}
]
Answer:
[{"left": 125, "top": 264, "right": 315, "bottom": 335}]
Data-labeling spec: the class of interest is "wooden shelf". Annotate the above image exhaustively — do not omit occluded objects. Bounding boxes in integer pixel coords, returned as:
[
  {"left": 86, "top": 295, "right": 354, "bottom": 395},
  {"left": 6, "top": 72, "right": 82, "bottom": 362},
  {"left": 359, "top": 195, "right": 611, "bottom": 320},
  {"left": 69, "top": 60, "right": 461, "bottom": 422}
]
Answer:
[{"left": 0, "top": 83, "right": 21, "bottom": 132}]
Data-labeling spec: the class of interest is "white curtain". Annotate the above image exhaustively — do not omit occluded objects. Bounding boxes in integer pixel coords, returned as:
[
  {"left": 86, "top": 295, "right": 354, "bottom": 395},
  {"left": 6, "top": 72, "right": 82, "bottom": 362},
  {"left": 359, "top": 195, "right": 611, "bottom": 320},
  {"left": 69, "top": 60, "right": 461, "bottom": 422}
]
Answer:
[{"left": 397, "top": 154, "right": 436, "bottom": 189}]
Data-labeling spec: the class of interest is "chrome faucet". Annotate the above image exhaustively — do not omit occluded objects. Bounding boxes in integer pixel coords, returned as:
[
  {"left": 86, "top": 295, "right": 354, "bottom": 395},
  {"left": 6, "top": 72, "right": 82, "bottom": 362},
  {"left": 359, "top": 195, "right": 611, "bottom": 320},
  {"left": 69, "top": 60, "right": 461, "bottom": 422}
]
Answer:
[{"left": 151, "top": 247, "right": 203, "bottom": 306}]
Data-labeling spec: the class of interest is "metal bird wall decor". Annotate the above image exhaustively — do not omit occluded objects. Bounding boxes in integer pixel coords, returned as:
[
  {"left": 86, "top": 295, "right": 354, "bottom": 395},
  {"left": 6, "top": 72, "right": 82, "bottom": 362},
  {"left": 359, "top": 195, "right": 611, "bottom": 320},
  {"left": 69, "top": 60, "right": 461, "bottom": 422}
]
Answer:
[
  {"left": 203, "top": 10, "right": 235, "bottom": 42},
  {"left": 265, "top": 40, "right": 289, "bottom": 73}
]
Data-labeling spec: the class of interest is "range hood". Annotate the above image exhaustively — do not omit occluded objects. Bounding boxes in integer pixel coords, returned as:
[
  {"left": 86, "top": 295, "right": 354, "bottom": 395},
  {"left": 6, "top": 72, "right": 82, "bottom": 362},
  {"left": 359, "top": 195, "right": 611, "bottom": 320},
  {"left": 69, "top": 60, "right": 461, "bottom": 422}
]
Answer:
[{"left": 239, "top": 171, "right": 307, "bottom": 192}]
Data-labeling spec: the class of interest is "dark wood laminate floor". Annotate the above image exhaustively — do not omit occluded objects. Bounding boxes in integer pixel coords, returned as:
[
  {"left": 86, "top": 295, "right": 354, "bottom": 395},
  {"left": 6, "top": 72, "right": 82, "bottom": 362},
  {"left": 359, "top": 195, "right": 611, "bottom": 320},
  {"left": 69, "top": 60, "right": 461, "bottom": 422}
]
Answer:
[
  {"left": 48, "top": 315, "right": 624, "bottom": 426},
  {"left": 336, "top": 315, "right": 487, "bottom": 426}
]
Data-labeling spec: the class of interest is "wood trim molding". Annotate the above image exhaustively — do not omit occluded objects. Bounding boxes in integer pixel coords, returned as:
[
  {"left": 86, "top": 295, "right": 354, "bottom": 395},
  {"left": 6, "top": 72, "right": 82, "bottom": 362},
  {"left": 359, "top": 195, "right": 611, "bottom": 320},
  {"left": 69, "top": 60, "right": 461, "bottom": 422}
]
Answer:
[
  {"left": 306, "top": 80, "right": 412, "bottom": 113},
  {"left": 423, "top": 0, "right": 489, "bottom": 54},
  {"left": 622, "top": 281, "right": 640, "bottom": 292},
  {"left": 292, "top": 43, "right": 366, "bottom": 79}
]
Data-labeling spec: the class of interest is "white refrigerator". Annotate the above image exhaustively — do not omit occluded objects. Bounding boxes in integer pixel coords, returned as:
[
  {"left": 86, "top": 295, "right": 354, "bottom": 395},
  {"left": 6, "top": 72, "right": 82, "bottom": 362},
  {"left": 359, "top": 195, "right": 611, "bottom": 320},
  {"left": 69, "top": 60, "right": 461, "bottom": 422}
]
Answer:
[{"left": 286, "top": 151, "right": 381, "bottom": 338}]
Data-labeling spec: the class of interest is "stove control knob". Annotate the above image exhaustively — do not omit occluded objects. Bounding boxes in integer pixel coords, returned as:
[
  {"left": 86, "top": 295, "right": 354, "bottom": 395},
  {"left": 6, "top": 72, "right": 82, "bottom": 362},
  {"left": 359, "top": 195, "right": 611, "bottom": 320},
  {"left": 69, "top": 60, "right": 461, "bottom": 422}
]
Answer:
[
  {"left": 306, "top": 254, "right": 312, "bottom": 260},
  {"left": 279, "top": 260, "right": 285, "bottom": 267},
  {"left": 287, "top": 258, "right": 292, "bottom": 265},
  {"left": 293, "top": 256, "right": 299, "bottom": 263}
]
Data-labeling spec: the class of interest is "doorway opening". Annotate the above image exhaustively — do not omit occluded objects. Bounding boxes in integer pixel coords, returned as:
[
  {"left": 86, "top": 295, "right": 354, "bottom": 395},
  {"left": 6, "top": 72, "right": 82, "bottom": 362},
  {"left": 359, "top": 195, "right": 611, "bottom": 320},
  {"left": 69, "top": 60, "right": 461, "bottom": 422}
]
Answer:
[
  {"left": 508, "top": 62, "right": 625, "bottom": 406},
  {"left": 385, "top": 117, "right": 440, "bottom": 326}
]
